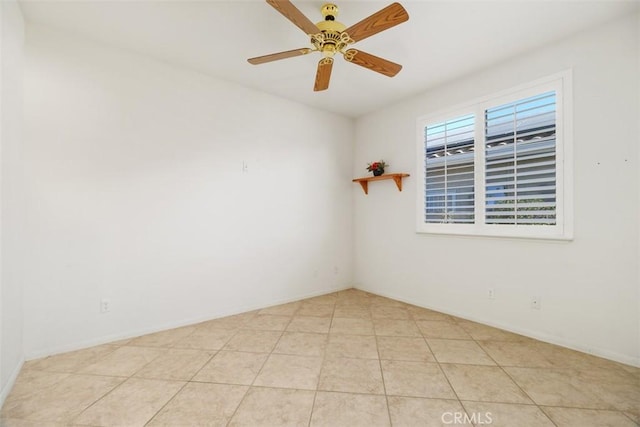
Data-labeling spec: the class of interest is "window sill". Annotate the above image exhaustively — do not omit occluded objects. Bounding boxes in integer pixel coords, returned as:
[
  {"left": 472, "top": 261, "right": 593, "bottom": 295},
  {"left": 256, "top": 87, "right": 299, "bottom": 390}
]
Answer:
[{"left": 416, "top": 226, "right": 573, "bottom": 242}]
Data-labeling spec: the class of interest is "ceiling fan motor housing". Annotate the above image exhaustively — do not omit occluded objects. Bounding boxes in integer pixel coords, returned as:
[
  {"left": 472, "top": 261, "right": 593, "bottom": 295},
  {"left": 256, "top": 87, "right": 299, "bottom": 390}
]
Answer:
[{"left": 314, "top": 3, "right": 350, "bottom": 58}]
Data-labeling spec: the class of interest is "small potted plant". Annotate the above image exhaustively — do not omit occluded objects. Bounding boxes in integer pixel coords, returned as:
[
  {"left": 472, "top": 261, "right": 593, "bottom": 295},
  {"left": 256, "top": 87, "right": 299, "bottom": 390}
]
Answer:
[{"left": 366, "top": 160, "right": 388, "bottom": 176}]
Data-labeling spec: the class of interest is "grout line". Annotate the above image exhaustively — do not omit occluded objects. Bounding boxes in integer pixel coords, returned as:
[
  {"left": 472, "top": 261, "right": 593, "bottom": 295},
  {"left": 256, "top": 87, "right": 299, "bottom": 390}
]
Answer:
[
  {"left": 66, "top": 376, "right": 129, "bottom": 425},
  {"left": 224, "top": 307, "right": 299, "bottom": 425},
  {"left": 460, "top": 323, "right": 560, "bottom": 427},
  {"left": 307, "top": 302, "right": 335, "bottom": 426},
  {"left": 143, "top": 380, "right": 191, "bottom": 426},
  {"left": 374, "top": 334, "right": 394, "bottom": 426},
  {"left": 223, "top": 385, "right": 252, "bottom": 426},
  {"left": 419, "top": 325, "right": 473, "bottom": 423}
]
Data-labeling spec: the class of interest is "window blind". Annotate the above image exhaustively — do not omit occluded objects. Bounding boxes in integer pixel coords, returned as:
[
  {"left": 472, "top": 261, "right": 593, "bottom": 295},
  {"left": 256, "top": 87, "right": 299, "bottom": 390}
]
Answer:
[
  {"left": 425, "top": 114, "right": 475, "bottom": 224},
  {"left": 485, "top": 91, "right": 557, "bottom": 225}
]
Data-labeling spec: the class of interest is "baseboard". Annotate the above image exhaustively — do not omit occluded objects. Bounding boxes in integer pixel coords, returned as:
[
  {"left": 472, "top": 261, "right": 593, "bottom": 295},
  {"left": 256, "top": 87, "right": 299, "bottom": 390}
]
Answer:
[
  {"left": 0, "top": 356, "right": 25, "bottom": 408},
  {"left": 355, "top": 285, "right": 640, "bottom": 368},
  {"left": 25, "top": 285, "right": 354, "bottom": 361}
]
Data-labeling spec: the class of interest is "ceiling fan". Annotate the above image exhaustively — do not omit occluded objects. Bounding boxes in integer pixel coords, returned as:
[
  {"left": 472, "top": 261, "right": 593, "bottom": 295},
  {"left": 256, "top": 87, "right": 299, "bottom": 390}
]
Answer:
[{"left": 248, "top": 1, "right": 409, "bottom": 92}]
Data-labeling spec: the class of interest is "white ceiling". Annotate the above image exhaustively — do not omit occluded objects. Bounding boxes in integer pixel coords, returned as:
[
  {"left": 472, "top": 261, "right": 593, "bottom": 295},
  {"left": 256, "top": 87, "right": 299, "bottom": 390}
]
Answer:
[{"left": 19, "top": 0, "right": 639, "bottom": 118}]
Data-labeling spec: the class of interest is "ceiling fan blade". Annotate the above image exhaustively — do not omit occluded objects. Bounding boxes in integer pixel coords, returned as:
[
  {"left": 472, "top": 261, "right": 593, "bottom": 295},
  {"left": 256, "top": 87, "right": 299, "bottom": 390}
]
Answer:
[
  {"left": 343, "top": 2, "right": 409, "bottom": 43},
  {"left": 266, "top": 0, "right": 320, "bottom": 35},
  {"left": 344, "top": 49, "right": 402, "bottom": 77},
  {"left": 314, "top": 58, "right": 333, "bottom": 91},
  {"left": 248, "top": 48, "right": 312, "bottom": 65}
]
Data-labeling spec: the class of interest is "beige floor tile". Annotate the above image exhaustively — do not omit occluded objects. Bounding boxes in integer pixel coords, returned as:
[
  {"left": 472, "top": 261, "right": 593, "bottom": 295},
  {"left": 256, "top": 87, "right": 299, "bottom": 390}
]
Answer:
[
  {"left": 593, "top": 357, "right": 640, "bottom": 375},
  {"left": 296, "top": 303, "right": 334, "bottom": 317},
  {"left": 416, "top": 320, "right": 471, "bottom": 339},
  {"left": 78, "top": 346, "right": 164, "bottom": 377},
  {"left": 369, "top": 296, "right": 409, "bottom": 308},
  {"left": 330, "top": 317, "right": 375, "bottom": 335},
  {"left": 461, "top": 401, "right": 554, "bottom": 427},
  {"left": 0, "top": 418, "right": 67, "bottom": 426},
  {"left": 605, "top": 389, "right": 640, "bottom": 420},
  {"left": 441, "top": 364, "right": 532, "bottom": 404},
  {"left": 539, "top": 344, "right": 623, "bottom": 370},
  {"left": 73, "top": 378, "right": 184, "bottom": 426},
  {"left": 310, "top": 391, "right": 390, "bottom": 427},
  {"left": 427, "top": 339, "right": 496, "bottom": 365},
  {"left": 26, "top": 345, "right": 119, "bottom": 373},
  {"left": 615, "top": 361, "right": 640, "bottom": 379},
  {"left": 302, "top": 293, "right": 338, "bottom": 305},
  {"left": 408, "top": 307, "right": 453, "bottom": 321},
  {"left": 286, "top": 316, "right": 331, "bottom": 333},
  {"left": 377, "top": 336, "right": 435, "bottom": 362},
  {"left": 193, "top": 351, "right": 268, "bottom": 385},
  {"left": 573, "top": 365, "right": 639, "bottom": 388},
  {"left": 228, "top": 387, "right": 315, "bottom": 427},
  {"left": 1, "top": 370, "right": 69, "bottom": 401},
  {"left": 273, "top": 332, "right": 328, "bottom": 356},
  {"left": 319, "top": 357, "right": 384, "bottom": 394},
  {"left": 147, "top": 382, "right": 248, "bottom": 426},
  {"left": 505, "top": 367, "right": 613, "bottom": 409},
  {"left": 325, "top": 334, "right": 379, "bottom": 359},
  {"left": 127, "top": 326, "right": 197, "bottom": 347},
  {"left": 484, "top": 340, "right": 624, "bottom": 371},
  {"left": 244, "top": 314, "right": 292, "bottom": 331},
  {"left": 133, "top": 348, "right": 214, "bottom": 381},
  {"left": 197, "top": 312, "right": 257, "bottom": 330},
  {"left": 17, "top": 361, "right": 37, "bottom": 372},
  {"left": 171, "top": 328, "right": 236, "bottom": 350},
  {"left": 541, "top": 407, "right": 637, "bottom": 427},
  {"left": 478, "top": 340, "right": 556, "bottom": 368},
  {"left": 333, "top": 305, "right": 372, "bottom": 319},
  {"left": 381, "top": 360, "right": 456, "bottom": 399},
  {"left": 258, "top": 302, "right": 301, "bottom": 316},
  {"left": 373, "top": 319, "right": 421, "bottom": 337},
  {"left": 2, "top": 374, "right": 124, "bottom": 422},
  {"left": 456, "top": 320, "right": 530, "bottom": 341},
  {"left": 371, "top": 306, "right": 411, "bottom": 320},
  {"left": 625, "top": 411, "right": 640, "bottom": 424},
  {"left": 387, "top": 396, "right": 465, "bottom": 427},
  {"left": 577, "top": 370, "right": 640, "bottom": 415},
  {"left": 335, "top": 291, "right": 373, "bottom": 307},
  {"left": 336, "top": 296, "right": 371, "bottom": 308},
  {"left": 223, "top": 330, "right": 282, "bottom": 353},
  {"left": 254, "top": 354, "right": 323, "bottom": 390},
  {"left": 108, "top": 337, "right": 133, "bottom": 346}
]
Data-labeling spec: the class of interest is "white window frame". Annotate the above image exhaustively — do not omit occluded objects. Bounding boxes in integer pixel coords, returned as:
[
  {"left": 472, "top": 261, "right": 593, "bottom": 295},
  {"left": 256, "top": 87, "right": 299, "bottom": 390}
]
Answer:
[{"left": 416, "top": 71, "right": 573, "bottom": 240}]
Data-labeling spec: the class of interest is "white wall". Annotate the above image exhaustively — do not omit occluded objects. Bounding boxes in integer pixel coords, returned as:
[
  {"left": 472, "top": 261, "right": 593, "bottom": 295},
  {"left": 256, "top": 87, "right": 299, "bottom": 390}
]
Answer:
[
  {"left": 637, "top": 10, "right": 640, "bottom": 370},
  {"left": 0, "top": 0, "right": 25, "bottom": 403},
  {"left": 353, "top": 14, "right": 639, "bottom": 366},
  {"left": 22, "top": 25, "right": 354, "bottom": 358}
]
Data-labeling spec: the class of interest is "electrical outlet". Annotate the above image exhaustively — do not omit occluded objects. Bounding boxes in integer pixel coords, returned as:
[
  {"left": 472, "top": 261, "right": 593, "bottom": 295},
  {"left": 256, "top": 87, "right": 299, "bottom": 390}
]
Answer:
[
  {"left": 531, "top": 296, "right": 541, "bottom": 310},
  {"left": 488, "top": 288, "right": 495, "bottom": 299},
  {"left": 100, "top": 298, "right": 111, "bottom": 313}
]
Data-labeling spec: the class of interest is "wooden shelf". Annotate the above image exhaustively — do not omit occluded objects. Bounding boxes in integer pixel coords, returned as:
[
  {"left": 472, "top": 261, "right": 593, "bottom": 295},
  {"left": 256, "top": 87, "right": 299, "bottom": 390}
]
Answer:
[{"left": 352, "top": 173, "right": 410, "bottom": 195}]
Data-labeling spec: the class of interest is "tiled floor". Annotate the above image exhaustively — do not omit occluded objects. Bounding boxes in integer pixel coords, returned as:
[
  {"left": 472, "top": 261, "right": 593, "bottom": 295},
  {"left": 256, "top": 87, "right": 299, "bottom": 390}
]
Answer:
[{"left": 2, "top": 289, "right": 639, "bottom": 426}]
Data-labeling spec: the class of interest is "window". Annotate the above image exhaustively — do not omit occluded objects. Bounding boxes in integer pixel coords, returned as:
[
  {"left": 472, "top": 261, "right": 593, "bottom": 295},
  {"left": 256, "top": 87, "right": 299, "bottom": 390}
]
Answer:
[
  {"left": 425, "top": 114, "right": 475, "bottom": 224},
  {"left": 416, "top": 72, "right": 572, "bottom": 240}
]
